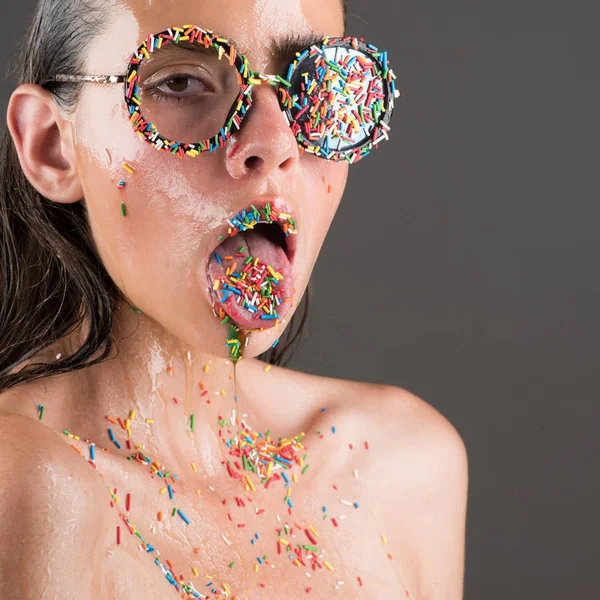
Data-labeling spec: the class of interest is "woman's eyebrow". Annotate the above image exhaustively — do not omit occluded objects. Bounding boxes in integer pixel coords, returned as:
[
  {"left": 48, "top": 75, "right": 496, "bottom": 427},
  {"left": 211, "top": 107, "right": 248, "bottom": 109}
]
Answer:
[
  {"left": 141, "top": 32, "right": 325, "bottom": 65},
  {"left": 269, "top": 32, "right": 326, "bottom": 63}
]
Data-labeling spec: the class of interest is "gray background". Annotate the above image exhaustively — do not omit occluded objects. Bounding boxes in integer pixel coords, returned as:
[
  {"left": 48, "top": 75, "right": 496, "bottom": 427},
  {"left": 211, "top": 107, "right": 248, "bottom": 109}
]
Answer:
[{"left": 1, "top": 1, "right": 598, "bottom": 598}]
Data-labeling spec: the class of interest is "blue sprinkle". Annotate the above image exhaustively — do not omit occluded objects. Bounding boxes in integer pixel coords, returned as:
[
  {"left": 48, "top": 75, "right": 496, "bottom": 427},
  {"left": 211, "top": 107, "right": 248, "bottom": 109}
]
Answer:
[
  {"left": 332, "top": 426, "right": 336, "bottom": 434},
  {"left": 168, "top": 484, "right": 173, "bottom": 499},
  {"left": 177, "top": 509, "right": 190, "bottom": 525},
  {"left": 354, "top": 502, "right": 359, "bottom": 508},
  {"left": 322, "top": 506, "right": 327, "bottom": 512}
]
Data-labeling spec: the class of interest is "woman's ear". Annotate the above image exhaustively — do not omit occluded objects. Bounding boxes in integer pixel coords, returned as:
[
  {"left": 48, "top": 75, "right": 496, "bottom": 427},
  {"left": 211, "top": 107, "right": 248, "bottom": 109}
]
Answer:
[{"left": 6, "top": 83, "right": 83, "bottom": 204}]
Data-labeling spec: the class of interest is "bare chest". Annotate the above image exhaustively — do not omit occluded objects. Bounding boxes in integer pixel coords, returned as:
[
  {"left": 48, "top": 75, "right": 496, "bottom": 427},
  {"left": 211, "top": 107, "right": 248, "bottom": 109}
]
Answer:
[{"left": 88, "top": 440, "right": 405, "bottom": 599}]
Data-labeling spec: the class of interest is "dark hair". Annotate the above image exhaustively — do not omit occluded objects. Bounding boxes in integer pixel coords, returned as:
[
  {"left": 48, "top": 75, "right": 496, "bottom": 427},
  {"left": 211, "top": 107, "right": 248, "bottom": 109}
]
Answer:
[{"left": 0, "top": 0, "right": 332, "bottom": 395}]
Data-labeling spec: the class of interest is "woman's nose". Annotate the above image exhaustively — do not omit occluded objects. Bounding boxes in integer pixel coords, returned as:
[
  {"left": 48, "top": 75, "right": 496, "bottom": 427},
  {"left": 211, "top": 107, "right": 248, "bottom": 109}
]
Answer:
[{"left": 225, "top": 83, "right": 300, "bottom": 179}]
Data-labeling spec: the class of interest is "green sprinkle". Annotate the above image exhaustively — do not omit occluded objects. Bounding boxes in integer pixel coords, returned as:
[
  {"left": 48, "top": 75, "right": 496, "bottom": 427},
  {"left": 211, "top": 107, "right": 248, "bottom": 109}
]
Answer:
[
  {"left": 276, "top": 75, "right": 291, "bottom": 87},
  {"left": 121, "top": 202, "right": 127, "bottom": 217},
  {"left": 190, "top": 414, "right": 195, "bottom": 432},
  {"left": 218, "top": 235, "right": 224, "bottom": 242},
  {"left": 172, "top": 507, "right": 177, "bottom": 517},
  {"left": 221, "top": 315, "right": 230, "bottom": 324},
  {"left": 38, "top": 405, "right": 44, "bottom": 421},
  {"left": 229, "top": 561, "right": 236, "bottom": 568},
  {"left": 301, "top": 464, "right": 310, "bottom": 475}
]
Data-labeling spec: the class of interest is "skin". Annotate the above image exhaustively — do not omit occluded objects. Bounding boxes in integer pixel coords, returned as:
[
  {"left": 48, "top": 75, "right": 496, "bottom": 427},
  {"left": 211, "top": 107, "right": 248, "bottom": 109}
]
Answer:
[{"left": 2, "top": 0, "right": 468, "bottom": 598}]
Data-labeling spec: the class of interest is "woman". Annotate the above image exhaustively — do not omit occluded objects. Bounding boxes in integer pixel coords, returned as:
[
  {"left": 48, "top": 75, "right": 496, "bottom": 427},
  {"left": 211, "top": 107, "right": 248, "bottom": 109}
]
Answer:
[{"left": 0, "top": 0, "right": 467, "bottom": 598}]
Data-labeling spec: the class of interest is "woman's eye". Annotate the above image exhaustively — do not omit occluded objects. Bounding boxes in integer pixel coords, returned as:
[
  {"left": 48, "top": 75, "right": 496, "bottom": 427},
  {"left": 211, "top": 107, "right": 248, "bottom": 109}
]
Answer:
[{"left": 157, "top": 75, "right": 208, "bottom": 95}]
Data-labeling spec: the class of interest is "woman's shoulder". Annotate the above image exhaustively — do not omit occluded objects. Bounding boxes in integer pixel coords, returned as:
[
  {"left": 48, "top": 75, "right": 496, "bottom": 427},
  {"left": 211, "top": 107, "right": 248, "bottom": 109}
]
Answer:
[
  {"left": 259, "top": 362, "right": 468, "bottom": 598},
  {"left": 0, "top": 411, "right": 114, "bottom": 598},
  {"left": 256, "top": 359, "right": 466, "bottom": 447}
]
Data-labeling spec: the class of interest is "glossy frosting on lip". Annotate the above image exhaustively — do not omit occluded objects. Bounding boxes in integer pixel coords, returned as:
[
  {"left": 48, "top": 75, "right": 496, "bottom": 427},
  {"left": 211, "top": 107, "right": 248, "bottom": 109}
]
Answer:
[{"left": 205, "top": 197, "right": 298, "bottom": 269}]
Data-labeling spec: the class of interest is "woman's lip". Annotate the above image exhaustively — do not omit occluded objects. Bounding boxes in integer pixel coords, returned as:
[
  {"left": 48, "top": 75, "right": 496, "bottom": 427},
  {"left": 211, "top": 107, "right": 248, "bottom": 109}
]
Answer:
[{"left": 206, "top": 197, "right": 299, "bottom": 269}]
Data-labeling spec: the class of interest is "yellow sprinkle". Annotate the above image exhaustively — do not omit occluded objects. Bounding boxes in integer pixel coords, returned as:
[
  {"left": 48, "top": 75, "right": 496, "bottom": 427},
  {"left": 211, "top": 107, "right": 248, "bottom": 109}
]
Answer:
[
  {"left": 220, "top": 389, "right": 226, "bottom": 396},
  {"left": 145, "top": 418, "right": 153, "bottom": 424},
  {"left": 196, "top": 489, "right": 202, "bottom": 495},
  {"left": 129, "top": 410, "right": 135, "bottom": 420},
  {"left": 245, "top": 474, "right": 256, "bottom": 492},
  {"left": 213, "top": 280, "right": 220, "bottom": 290},
  {"left": 223, "top": 584, "right": 231, "bottom": 594},
  {"left": 264, "top": 364, "right": 272, "bottom": 372},
  {"left": 324, "top": 561, "right": 334, "bottom": 571},
  {"left": 192, "top": 567, "right": 199, "bottom": 577},
  {"left": 293, "top": 559, "right": 301, "bottom": 567},
  {"left": 308, "top": 525, "right": 319, "bottom": 537},
  {"left": 280, "top": 538, "right": 290, "bottom": 546},
  {"left": 191, "top": 462, "right": 198, "bottom": 473},
  {"left": 254, "top": 564, "right": 259, "bottom": 573},
  {"left": 292, "top": 474, "right": 298, "bottom": 483},
  {"left": 125, "top": 418, "right": 130, "bottom": 429},
  {"left": 381, "top": 535, "right": 387, "bottom": 544},
  {"left": 123, "top": 163, "right": 135, "bottom": 174},
  {"left": 203, "top": 364, "right": 210, "bottom": 373},
  {"left": 159, "top": 487, "right": 168, "bottom": 495},
  {"left": 286, "top": 488, "right": 291, "bottom": 497},
  {"left": 266, "top": 461, "right": 273, "bottom": 477},
  {"left": 127, "top": 70, "right": 137, "bottom": 83}
]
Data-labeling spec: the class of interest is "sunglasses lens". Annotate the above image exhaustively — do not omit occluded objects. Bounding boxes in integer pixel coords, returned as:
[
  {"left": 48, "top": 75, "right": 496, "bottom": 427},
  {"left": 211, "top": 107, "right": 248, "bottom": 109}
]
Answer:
[
  {"left": 285, "top": 43, "right": 390, "bottom": 157},
  {"left": 132, "top": 39, "right": 242, "bottom": 145}
]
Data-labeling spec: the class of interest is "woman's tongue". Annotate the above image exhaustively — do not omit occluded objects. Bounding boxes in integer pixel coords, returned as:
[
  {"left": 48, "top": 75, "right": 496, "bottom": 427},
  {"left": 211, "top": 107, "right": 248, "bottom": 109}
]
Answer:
[{"left": 208, "top": 229, "right": 293, "bottom": 329}]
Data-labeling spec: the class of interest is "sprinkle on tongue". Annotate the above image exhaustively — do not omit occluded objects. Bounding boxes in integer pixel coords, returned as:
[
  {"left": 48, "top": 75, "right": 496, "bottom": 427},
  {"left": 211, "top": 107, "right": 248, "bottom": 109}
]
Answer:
[{"left": 208, "top": 230, "right": 293, "bottom": 331}]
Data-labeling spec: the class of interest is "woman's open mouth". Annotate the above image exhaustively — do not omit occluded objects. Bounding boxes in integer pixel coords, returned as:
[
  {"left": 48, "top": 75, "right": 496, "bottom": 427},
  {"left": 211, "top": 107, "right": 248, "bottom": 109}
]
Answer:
[{"left": 207, "top": 201, "right": 298, "bottom": 330}]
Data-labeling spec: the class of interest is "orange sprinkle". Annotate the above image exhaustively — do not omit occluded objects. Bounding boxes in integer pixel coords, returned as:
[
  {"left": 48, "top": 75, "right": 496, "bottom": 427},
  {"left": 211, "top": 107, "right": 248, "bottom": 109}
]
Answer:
[
  {"left": 105, "top": 416, "right": 118, "bottom": 424},
  {"left": 157, "top": 511, "right": 164, "bottom": 521}
]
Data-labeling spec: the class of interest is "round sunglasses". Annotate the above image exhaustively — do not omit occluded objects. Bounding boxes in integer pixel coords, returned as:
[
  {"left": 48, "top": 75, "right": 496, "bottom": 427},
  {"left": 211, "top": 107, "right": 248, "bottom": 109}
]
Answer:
[{"left": 48, "top": 25, "right": 401, "bottom": 163}]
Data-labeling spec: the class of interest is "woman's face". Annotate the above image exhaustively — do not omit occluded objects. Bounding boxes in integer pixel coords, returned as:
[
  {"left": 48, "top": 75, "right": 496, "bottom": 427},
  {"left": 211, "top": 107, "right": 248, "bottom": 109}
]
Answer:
[{"left": 71, "top": 0, "right": 348, "bottom": 358}]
